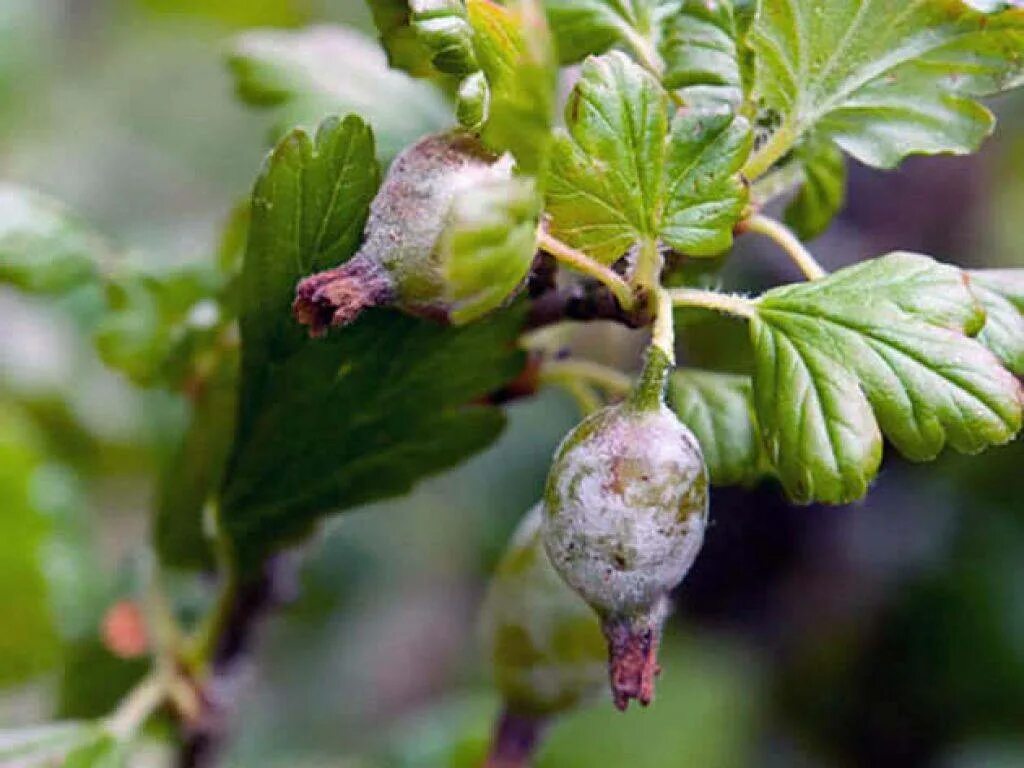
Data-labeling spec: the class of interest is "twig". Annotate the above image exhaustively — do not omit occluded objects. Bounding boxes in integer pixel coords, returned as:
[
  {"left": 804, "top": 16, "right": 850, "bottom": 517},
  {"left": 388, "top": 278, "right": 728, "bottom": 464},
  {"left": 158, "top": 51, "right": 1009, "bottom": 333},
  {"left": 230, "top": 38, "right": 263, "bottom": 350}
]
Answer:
[
  {"left": 738, "top": 214, "right": 827, "bottom": 281},
  {"left": 537, "top": 232, "right": 637, "bottom": 311},
  {"left": 668, "top": 287, "right": 756, "bottom": 319}
]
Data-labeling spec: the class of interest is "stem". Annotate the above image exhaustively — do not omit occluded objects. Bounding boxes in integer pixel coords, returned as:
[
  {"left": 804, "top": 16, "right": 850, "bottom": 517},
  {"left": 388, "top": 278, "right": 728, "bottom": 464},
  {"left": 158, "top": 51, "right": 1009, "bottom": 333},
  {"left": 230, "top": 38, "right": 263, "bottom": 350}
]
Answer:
[
  {"left": 485, "top": 709, "right": 547, "bottom": 768},
  {"left": 668, "top": 287, "right": 756, "bottom": 320},
  {"left": 541, "top": 360, "right": 633, "bottom": 397},
  {"left": 739, "top": 214, "right": 826, "bottom": 281},
  {"left": 650, "top": 287, "right": 675, "bottom": 364},
  {"left": 538, "top": 232, "right": 636, "bottom": 311},
  {"left": 742, "top": 121, "right": 800, "bottom": 181},
  {"left": 542, "top": 376, "right": 603, "bottom": 416},
  {"left": 629, "top": 290, "right": 676, "bottom": 412},
  {"left": 105, "top": 674, "right": 166, "bottom": 742},
  {"left": 631, "top": 238, "right": 663, "bottom": 293}
]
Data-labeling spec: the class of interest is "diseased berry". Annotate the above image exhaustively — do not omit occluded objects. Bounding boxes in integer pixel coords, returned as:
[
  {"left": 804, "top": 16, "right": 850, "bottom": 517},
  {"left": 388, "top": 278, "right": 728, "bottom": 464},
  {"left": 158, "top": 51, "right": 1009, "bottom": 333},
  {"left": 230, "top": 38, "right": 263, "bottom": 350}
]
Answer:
[
  {"left": 542, "top": 349, "right": 709, "bottom": 710},
  {"left": 294, "top": 131, "right": 536, "bottom": 335},
  {"left": 481, "top": 503, "right": 605, "bottom": 767}
]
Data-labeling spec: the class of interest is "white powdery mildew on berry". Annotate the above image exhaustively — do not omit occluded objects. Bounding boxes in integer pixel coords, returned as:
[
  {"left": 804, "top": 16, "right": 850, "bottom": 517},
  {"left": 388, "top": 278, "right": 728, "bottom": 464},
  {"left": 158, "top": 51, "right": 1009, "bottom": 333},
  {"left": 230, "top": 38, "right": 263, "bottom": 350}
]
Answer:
[
  {"left": 360, "top": 132, "right": 513, "bottom": 302},
  {"left": 543, "top": 404, "right": 709, "bottom": 617}
]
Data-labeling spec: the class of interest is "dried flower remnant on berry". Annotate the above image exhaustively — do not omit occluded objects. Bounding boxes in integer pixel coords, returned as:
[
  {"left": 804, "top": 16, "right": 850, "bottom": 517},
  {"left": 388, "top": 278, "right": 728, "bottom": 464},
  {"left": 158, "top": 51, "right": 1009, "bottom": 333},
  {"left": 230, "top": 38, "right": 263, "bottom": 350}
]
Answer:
[{"left": 294, "top": 130, "right": 533, "bottom": 333}]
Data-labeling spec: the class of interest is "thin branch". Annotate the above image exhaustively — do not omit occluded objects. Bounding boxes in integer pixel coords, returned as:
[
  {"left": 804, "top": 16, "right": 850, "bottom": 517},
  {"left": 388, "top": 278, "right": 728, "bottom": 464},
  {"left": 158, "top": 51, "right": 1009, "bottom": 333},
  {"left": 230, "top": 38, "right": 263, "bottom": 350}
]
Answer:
[
  {"left": 668, "top": 287, "right": 757, "bottom": 320},
  {"left": 738, "top": 213, "right": 827, "bottom": 281},
  {"left": 105, "top": 674, "right": 167, "bottom": 742},
  {"left": 538, "top": 232, "right": 636, "bottom": 311},
  {"left": 541, "top": 359, "right": 633, "bottom": 397}
]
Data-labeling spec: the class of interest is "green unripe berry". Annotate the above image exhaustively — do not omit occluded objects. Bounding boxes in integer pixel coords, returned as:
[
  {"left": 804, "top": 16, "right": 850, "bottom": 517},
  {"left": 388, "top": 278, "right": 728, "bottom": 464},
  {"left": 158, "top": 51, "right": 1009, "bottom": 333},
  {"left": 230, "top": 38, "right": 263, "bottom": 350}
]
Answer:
[
  {"left": 481, "top": 503, "right": 605, "bottom": 719},
  {"left": 542, "top": 365, "right": 709, "bottom": 710},
  {"left": 294, "top": 131, "right": 537, "bottom": 335}
]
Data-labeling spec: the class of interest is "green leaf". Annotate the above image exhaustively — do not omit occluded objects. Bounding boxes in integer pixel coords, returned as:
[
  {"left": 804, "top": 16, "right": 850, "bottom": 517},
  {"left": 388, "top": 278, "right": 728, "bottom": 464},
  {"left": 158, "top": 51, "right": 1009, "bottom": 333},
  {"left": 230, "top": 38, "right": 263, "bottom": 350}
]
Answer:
[
  {"left": 366, "top": 0, "right": 439, "bottom": 76},
  {"left": 93, "top": 264, "right": 224, "bottom": 388},
  {"left": 437, "top": 176, "right": 542, "bottom": 324},
  {"left": 412, "top": 0, "right": 480, "bottom": 75},
  {"left": 667, "top": 370, "right": 768, "bottom": 486},
  {"left": 467, "top": 0, "right": 557, "bottom": 175},
  {"left": 542, "top": 0, "right": 680, "bottom": 66},
  {"left": 0, "top": 183, "right": 108, "bottom": 294},
  {"left": 0, "top": 723, "right": 102, "bottom": 766},
  {"left": 661, "top": 0, "right": 743, "bottom": 103},
  {"left": 223, "top": 116, "right": 526, "bottom": 568},
  {"left": 546, "top": 52, "right": 751, "bottom": 264},
  {"left": 750, "top": 253, "right": 1023, "bottom": 504},
  {"left": 748, "top": 1, "right": 1024, "bottom": 173},
  {"left": 970, "top": 268, "right": 1024, "bottom": 375},
  {"left": 0, "top": 404, "right": 60, "bottom": 686},
  {"left": 65, "top": 735, "right": 123, "bottom": 768},
  {"left": 228, "top": 26, "right": 451, "bottom": 159},
  {"left": 784, "top": 138, "right": 847, "bottom": 240},
  {"left": 155, "top": 353, "right": 238, "bottom": 570},
  {"left": 411, "top": 0, "right": 558, "bottom": 173}
]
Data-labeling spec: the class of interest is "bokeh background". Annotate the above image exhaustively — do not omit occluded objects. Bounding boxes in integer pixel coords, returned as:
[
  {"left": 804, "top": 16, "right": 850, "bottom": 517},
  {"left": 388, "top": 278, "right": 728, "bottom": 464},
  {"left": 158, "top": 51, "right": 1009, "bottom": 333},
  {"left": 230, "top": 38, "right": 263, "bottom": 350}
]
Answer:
[{"left": 1, "top": 1, "right": 1023, "bottom": 766}]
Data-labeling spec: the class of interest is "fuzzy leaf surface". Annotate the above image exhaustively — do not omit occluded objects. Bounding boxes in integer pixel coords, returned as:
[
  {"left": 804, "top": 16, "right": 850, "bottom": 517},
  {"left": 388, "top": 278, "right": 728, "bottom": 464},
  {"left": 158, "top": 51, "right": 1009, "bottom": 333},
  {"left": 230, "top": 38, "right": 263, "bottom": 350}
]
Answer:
[
  {"left": 971, "top": 268, "right": 1024, "bottom": 374},
  {"left": 749, "top": 0, "right": 1024, "bottom": 170},
  {"left": 223, "top": 116, "right": 525, "bottom": 568},
  {"left": 546, "top": 52, "right": 751, "bottom": 263},
  {"left": 228, "top": 26, "right": 450, "bottom": 159},
  {"left": 667, "top": 370, "right": 768, "bottom": 486},
  {"left": 751, "top": 253, "right": 1023, "bottom": 504}
]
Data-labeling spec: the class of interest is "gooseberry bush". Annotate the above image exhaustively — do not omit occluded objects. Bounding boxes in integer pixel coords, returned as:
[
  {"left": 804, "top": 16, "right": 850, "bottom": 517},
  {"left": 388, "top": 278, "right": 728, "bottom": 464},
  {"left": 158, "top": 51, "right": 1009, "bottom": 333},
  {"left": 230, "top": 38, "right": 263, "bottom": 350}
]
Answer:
[{"left": 2, "top": 0, "right": 1024, "bottom": 765}]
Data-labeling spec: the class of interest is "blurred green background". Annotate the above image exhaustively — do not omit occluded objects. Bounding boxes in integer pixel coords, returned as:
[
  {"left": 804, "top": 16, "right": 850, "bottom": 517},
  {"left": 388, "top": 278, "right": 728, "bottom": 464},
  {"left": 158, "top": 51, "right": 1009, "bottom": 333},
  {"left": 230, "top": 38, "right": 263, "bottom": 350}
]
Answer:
[{"left": 1, "top": 1, "right": 1023, "bottom": 766}]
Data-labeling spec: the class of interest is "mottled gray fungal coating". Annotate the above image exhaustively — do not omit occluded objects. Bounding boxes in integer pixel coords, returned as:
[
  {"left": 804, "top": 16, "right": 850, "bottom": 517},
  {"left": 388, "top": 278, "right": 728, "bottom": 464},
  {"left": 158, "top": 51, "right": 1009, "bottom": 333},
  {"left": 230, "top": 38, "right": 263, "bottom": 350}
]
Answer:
[
  {"left": 361, "top": 131, "right": 513, "bottom": 316},
  {"left": 293, "top": 131, "right": 515, "bottom": 333},
  {"left": 542, "top": 402, "right": 709, "bottom": 619}
]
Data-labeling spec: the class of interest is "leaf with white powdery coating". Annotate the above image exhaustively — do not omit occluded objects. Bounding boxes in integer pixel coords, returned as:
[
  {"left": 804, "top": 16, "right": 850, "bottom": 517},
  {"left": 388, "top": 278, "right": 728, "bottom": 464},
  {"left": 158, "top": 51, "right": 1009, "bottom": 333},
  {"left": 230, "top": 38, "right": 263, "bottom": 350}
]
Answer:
[
  {"left": 751, "top": 253, "right": 1023, "bottom": 504},
  {"left": 970, "top": 268, "right": 1024, "bottom": 375},
  {"left": 748, "top": 0, "right": 1024, "bottom": 173},
  {"left": 545, "top": 52, "right": 751, "bottom": 264},
  {"left": 222, "top": 116, "right": 526, "bottom": 569},
  {"left": 668, "top": 370, "right": 769, "bottom": 486}
]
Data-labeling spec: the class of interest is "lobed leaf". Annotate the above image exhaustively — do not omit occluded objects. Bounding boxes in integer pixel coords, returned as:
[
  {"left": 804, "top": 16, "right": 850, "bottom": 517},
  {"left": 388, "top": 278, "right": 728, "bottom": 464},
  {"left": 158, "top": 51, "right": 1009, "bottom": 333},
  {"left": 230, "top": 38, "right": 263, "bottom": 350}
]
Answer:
[
  {"left": 750, "top": 253, "right": 1023, "bottom": 503},
  {"left": 970, "top": 268, "right": 1024, "bottom": 375},
  {"left": 748, "top": 0, "right": 1024, "bottom": 172},
  {"left": 228, "top": 26, "right": 450, "bottom": 159},
  {"left": 545, "top": 52, "right": 751, "bottom": 264},
  {"left": 667, "top": 370, "right": 769, "bottom": 486},
  {"left": 223, "top": 116, "right": 526, "bottom": 569}
]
